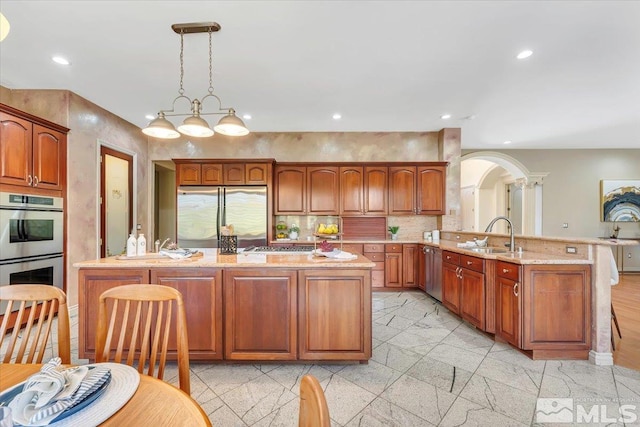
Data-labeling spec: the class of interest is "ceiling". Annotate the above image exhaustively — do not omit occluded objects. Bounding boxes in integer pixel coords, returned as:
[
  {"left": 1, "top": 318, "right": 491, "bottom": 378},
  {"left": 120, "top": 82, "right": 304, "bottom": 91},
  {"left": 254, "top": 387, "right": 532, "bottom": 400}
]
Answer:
[{"left": 1, "top": 1, "right": 639, "bottom": 149}]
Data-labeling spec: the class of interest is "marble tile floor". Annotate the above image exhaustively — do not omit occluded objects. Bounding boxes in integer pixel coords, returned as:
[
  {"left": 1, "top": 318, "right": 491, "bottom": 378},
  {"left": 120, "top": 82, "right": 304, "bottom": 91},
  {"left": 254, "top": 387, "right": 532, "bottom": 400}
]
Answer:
[{"left": 5, "top": 291, "right": 640, "bottom": 426}]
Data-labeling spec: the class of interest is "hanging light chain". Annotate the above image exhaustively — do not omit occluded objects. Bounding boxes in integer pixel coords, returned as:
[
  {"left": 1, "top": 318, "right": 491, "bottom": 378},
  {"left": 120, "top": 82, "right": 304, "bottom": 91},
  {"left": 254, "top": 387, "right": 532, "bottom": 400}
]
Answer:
[
  {"left": 179, "top": 30, "right": 185, "bottom": 96},
  {"left": 208, "top": 28, "right": 214, "bottom": 95}
]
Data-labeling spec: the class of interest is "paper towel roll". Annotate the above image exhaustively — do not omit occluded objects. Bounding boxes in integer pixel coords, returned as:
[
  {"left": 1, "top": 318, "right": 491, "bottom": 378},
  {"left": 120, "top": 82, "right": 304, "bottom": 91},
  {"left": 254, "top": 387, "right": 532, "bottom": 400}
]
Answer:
[{"left": 432, "top": 229, "right": 440, "bottom": 243}]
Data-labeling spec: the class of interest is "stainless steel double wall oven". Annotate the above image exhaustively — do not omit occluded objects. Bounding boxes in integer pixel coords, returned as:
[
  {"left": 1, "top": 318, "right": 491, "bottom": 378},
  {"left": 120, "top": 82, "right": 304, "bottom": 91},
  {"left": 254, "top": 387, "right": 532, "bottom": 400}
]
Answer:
[{"left": 0, "top": 192, "right": 64, "bottom": 292}]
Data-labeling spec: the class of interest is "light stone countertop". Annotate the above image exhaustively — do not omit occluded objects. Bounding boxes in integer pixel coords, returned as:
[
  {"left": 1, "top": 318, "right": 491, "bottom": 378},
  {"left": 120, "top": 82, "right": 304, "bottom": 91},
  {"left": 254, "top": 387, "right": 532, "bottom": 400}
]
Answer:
[
  {"left": 428, "top": 240, "right": 593, "bottom": 265},
  {"left": 73, "top": 249, "right": 376, "bottom": 269}
]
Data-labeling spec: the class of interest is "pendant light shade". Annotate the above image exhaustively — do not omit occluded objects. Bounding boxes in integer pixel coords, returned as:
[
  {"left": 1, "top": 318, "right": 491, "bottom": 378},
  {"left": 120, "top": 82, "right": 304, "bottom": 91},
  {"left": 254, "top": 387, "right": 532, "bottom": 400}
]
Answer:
[
  {"left": 214, "top": 110, "right": 250, "bottom": 136},
  {"left": 177, "top": 115, "right": 214, "bottom": 137},
  {"left": 142, "top": 114, "right": 180, "bottom": 139},
  {"left": 142, "top": 22, "right": 249, "bottom": 140}
]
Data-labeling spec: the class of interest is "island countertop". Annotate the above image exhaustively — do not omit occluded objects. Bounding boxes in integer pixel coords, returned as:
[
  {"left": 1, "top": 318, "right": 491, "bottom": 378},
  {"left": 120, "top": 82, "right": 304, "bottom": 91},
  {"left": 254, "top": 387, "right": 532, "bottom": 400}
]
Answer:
[{"left": 73, "top": 249, "right": 375, "bottom": 269}]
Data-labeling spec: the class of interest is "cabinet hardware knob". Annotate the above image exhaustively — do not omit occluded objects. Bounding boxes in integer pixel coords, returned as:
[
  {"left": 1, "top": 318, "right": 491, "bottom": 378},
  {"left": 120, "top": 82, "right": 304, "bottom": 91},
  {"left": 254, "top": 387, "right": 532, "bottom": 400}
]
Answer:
[
  {"left": 502, "top": 268, "right": 510, "bottom": 273},
  {"left": 513, "top": 282, "right": 519, "bottom": 296},
  {"left": 467, "top": 261, "right": 473, "bottom": 265},
  {"left": 27, "top": 175, "right": 33, "bottom": 186},
  {"left": 446, "top": 256, "right": 451, "bottom": 260}
]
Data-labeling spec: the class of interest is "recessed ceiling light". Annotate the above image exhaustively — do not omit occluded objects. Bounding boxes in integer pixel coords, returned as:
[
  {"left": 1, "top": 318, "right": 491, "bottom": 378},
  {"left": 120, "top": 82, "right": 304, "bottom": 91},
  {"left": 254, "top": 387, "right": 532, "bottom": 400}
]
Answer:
[
  {"left": 145, "top": 114, "right": 156, "bottom": 120},
  {"left": 242, "top": 114, "right": 252, "bottom": 120},
  {"left": 332, "top": 113, "right": 342, "bottom": 120},
  {"left": 517, "top": 50, "right": 533, "bottom": 60},
  {"left": 503, "top": 140, "right": 512, "bottom": 145},
  {"left": 52, "top": 56, "right": 70, "bottom": 65},
  {"left": 440, "top": 114, "right": 451, "bottom": 119}
]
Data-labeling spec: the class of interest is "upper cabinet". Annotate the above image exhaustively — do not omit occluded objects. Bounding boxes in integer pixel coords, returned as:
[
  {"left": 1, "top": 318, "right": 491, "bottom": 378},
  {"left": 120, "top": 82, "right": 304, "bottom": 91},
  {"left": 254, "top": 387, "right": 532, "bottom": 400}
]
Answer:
[
  {"left": 277, "top": 162, "right": 446, "bottom": 217},
  {"left": 175, "top": 160, "right": 272, "bottom": 186},
  {"left": 389, "top": 165, "right": 446, "bottom": 215},
  {"left": 340, "top": 166, "right": 388, "bottom": 216},
  {"left": 275, "top": 165, "right": 339, "bottom": 215},
  {"left": 0, "top": 105, "right": 68, "bottom": 193}
]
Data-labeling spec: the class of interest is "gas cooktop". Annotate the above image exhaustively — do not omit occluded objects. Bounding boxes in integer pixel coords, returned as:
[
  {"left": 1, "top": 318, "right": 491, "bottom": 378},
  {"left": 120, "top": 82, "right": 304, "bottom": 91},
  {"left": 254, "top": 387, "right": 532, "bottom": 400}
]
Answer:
[{"left": 245, "top": 245, "right": 314, "bottom": 253}]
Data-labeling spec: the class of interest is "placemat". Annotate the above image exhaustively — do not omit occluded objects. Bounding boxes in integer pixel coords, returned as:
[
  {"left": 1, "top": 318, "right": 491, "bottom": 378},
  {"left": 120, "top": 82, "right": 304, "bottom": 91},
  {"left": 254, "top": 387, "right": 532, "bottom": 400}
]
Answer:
[{"left": 47, "top": 363, "right": 139, "bottom": 427}]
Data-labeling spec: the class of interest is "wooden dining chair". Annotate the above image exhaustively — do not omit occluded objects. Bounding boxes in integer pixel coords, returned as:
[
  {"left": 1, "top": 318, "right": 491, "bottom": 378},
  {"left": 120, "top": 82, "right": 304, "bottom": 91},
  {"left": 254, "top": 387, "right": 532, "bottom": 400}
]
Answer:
[
  {"left": 0, "top": 285, "right": 71, "bottom": 364},
  {"left": 299, "top": 374, "right": 330, "bottom": 427},
  {"left": 95, "top": 284, "right": 191, "bottom": 394}
]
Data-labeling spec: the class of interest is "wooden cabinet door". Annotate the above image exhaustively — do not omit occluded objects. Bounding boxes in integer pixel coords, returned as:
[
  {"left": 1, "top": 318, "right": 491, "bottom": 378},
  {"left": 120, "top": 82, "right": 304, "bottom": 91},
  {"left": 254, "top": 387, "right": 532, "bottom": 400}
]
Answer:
[
  {"left": 460, "top": 268, "right": 485, "bottom": 329},
  {"left": 223, "top": 163, "right": 245, "bottom": 184},
  {"left": 274, "top": 166, "right": 306, "bottom": 214},
  {"left": 0, "top": 112, "right": 32, "bottom": 187},
  {"left": 363, "top": 166, "right": 388, "bottom": 215},
  {"left": 416, "top": 166, "right": 445, "bottom": 215},
  {"left": 177, "top": 163, "right": 201, "bottom": 185},
  {"left": 298, "top": 269, "right": 371, "bottom": 360},
  {"left": 496, "top": 275, "right": 521, "bottom": 347},
  {"left": 402, "top": 244, "right": 419, "bottom": 288},
  {"left": 78, "top": 269, "right": 149, "bottom": 360},
  {"left": 245, "top": 163, "right": 269, "bottom": 184},
  {"left": 223, "top": 269, "right": 297, "bottom": 360},
  {"left": 307, "top": 166, "right": 339, "bottom": 214},
  {"left": 201, "top": 163, "right": 223, "bottom": 185},
  {"left": 32, "top": 124, "right": 65, "bottom": 190},
  {"left": 151, "top": 268, "right": 223, "bottom": 360},
  {"left": 339, "top": 166, "right": 363, "bottom": 215},
  {"left": 442, "top": 262, "right": 461, "bottom": 314},
  {"left": 388, "top": 166, "right": 416, "bottom": 215},
  {"left": 384, "top": 252, "right": 403, "bottom": 288},
  {"left": 521, "top": 265, "right": 590, "bottom": 350}
]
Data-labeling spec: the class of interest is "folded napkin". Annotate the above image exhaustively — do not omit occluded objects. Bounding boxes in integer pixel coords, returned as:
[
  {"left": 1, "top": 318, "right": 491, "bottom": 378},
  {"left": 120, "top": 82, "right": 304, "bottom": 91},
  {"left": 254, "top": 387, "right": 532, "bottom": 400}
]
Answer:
[
  {"left": 160, "top": 249, "right": 195, "bottom": 259},
  {"left": 8, "top": 358, "right": 111, "bottom": 426}
]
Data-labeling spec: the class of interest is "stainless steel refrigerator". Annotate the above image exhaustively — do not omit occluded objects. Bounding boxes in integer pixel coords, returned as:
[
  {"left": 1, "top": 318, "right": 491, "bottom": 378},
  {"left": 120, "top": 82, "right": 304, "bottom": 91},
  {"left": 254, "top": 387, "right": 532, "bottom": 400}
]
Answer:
[{"left": 177, "top": 186, "right": 268, "bottom": 249}]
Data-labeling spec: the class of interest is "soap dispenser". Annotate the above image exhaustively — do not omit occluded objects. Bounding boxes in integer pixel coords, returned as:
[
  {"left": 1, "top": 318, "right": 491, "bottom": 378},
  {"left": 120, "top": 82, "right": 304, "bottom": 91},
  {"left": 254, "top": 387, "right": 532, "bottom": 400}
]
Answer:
[
  {"left": 137, "top": 233, "right": 146, "bottom": 256},
  {"left": 127, "top": 233, "right": 137, "bottom": 257}
]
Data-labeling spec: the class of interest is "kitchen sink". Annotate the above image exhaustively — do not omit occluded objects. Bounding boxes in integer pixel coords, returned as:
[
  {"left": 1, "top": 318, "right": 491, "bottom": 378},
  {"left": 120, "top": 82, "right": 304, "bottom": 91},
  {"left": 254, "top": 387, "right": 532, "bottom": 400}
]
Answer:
[{"left": 469, "top": 247, "right": 510, "bottom": 254}]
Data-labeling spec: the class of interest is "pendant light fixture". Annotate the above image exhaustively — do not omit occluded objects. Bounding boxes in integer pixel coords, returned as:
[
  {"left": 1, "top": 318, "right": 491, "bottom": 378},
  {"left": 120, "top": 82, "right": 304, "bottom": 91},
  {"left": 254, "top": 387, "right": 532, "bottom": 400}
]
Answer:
[{"left": 143, "top": 22, "right": 249, "bottom": 139}]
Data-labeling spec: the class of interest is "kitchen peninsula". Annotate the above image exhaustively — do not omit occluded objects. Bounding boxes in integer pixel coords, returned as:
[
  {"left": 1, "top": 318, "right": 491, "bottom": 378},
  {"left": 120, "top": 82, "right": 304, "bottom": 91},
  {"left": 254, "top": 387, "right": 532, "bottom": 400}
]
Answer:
[{"left": 74, "top": 250, "right": 375, "bottom": 363}]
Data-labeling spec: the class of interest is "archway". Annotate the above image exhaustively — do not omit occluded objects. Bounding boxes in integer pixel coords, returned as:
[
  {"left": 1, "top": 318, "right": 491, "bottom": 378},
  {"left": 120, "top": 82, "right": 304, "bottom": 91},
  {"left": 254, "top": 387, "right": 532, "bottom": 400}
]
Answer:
[{"left": 461, "top": 152, "right": 548, "bottom": 236}]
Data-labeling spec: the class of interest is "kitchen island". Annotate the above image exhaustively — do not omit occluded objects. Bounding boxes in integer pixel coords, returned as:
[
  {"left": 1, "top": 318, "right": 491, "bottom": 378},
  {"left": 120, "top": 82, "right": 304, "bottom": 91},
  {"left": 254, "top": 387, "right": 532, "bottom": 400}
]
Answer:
[{"left": 74, "top": 250, "right": 375, "bottom": 363}]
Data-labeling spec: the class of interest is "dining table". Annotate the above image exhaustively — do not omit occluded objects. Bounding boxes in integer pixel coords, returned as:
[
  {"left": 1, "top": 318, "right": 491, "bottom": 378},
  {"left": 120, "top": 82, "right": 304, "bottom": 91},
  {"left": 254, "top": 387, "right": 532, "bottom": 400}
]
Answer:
[{"left": 0, "top": 364, "right": 212, "bottom": 427}]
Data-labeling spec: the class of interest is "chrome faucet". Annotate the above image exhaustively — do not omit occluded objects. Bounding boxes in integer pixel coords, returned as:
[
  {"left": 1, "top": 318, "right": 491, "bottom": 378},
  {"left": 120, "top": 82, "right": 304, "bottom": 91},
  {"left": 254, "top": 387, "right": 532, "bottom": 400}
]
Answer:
[
  {"left": 484, "top": 216, "right": 515, "bottom": 252},
  {"left": 155, "top": 238, "right": 171, "bottom": 252}
]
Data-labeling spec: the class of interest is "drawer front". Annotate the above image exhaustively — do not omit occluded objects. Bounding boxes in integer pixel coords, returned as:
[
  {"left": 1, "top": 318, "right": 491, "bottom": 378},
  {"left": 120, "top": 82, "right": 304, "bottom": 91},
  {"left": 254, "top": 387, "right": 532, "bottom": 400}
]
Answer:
[
  {"left": 385, "top": 244, "right": 402, "bottom": 253},
  {"left": 363, "top": 244, "right": 384, "bottom": 253},
  {"left": 371, "top": 261, "right": 385, "bottom": 271},
  {"left": 364, "top": 252, "right": 385, "bottom": 262},
  {"left": 443, "top": 251, "right": 461, "bottom": 265},
  {"left": 496, "top": 261, "right": 520, "bottom": 281},
  {"left": 341, "top": 244, "right": 364, "bottom": 254},
  {"left": 460, "top": 255, "right": 484, "bottom": 273}
]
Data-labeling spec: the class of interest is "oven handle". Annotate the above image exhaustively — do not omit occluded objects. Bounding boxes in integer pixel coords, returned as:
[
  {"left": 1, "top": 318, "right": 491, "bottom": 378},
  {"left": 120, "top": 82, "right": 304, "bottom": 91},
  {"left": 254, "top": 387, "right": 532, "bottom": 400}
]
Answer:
[
  {"left": 20, "top": 219, "right": 27, "bottom": 241},
  {"left": 0, "top": 252, "right": 64, "bottom": 265}
]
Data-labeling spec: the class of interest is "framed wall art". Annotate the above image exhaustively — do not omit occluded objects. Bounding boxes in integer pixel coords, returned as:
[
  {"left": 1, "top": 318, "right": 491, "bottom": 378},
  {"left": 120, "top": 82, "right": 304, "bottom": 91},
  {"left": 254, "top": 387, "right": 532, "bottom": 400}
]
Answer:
[{"left": 600, "top": 180, "right": 640, "bottom": 222}]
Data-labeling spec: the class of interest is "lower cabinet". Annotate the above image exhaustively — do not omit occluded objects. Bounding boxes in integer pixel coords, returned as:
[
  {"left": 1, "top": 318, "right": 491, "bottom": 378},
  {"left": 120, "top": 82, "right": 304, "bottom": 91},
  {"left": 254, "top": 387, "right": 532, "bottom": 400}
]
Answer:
[
  {"left": 364, "top": 244, "right": 385, "bottom": 288},
  {"left": 223, "top": 269, "right": 298, "bottom": 360},
  {"left": 441, "top": 251, "right": 486, "bottom": 330},
  {"left": 496, "top": 261, "right": 591, "bottom": 358},
  {"left": 298, "top": 269, "right": 372, "bottom": 360},
  {"left": 79, "top": 266, "right": 372, "bottom": 362},
  {"left": 402, "top": 244, "right": 419, "bottom": 288},
  {"left": 151, "top": 268, "right": 223, "bottom": 360},
  {"left": 384, "top": 244, "right": 403, "bottom": 288}
]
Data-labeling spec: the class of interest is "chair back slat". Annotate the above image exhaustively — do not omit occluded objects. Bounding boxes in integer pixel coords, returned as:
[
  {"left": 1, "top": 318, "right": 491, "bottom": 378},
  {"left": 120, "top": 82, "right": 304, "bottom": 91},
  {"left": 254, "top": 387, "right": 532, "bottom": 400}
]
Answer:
[
  {"left": 0, "top": 285, "right": 71, "bottom": 364},
  {"left": 114, "top": 300, "right": 131, "bottom": 363},
  {"left": 96, "top": 284, "right": 190, "bottom": 394}
]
